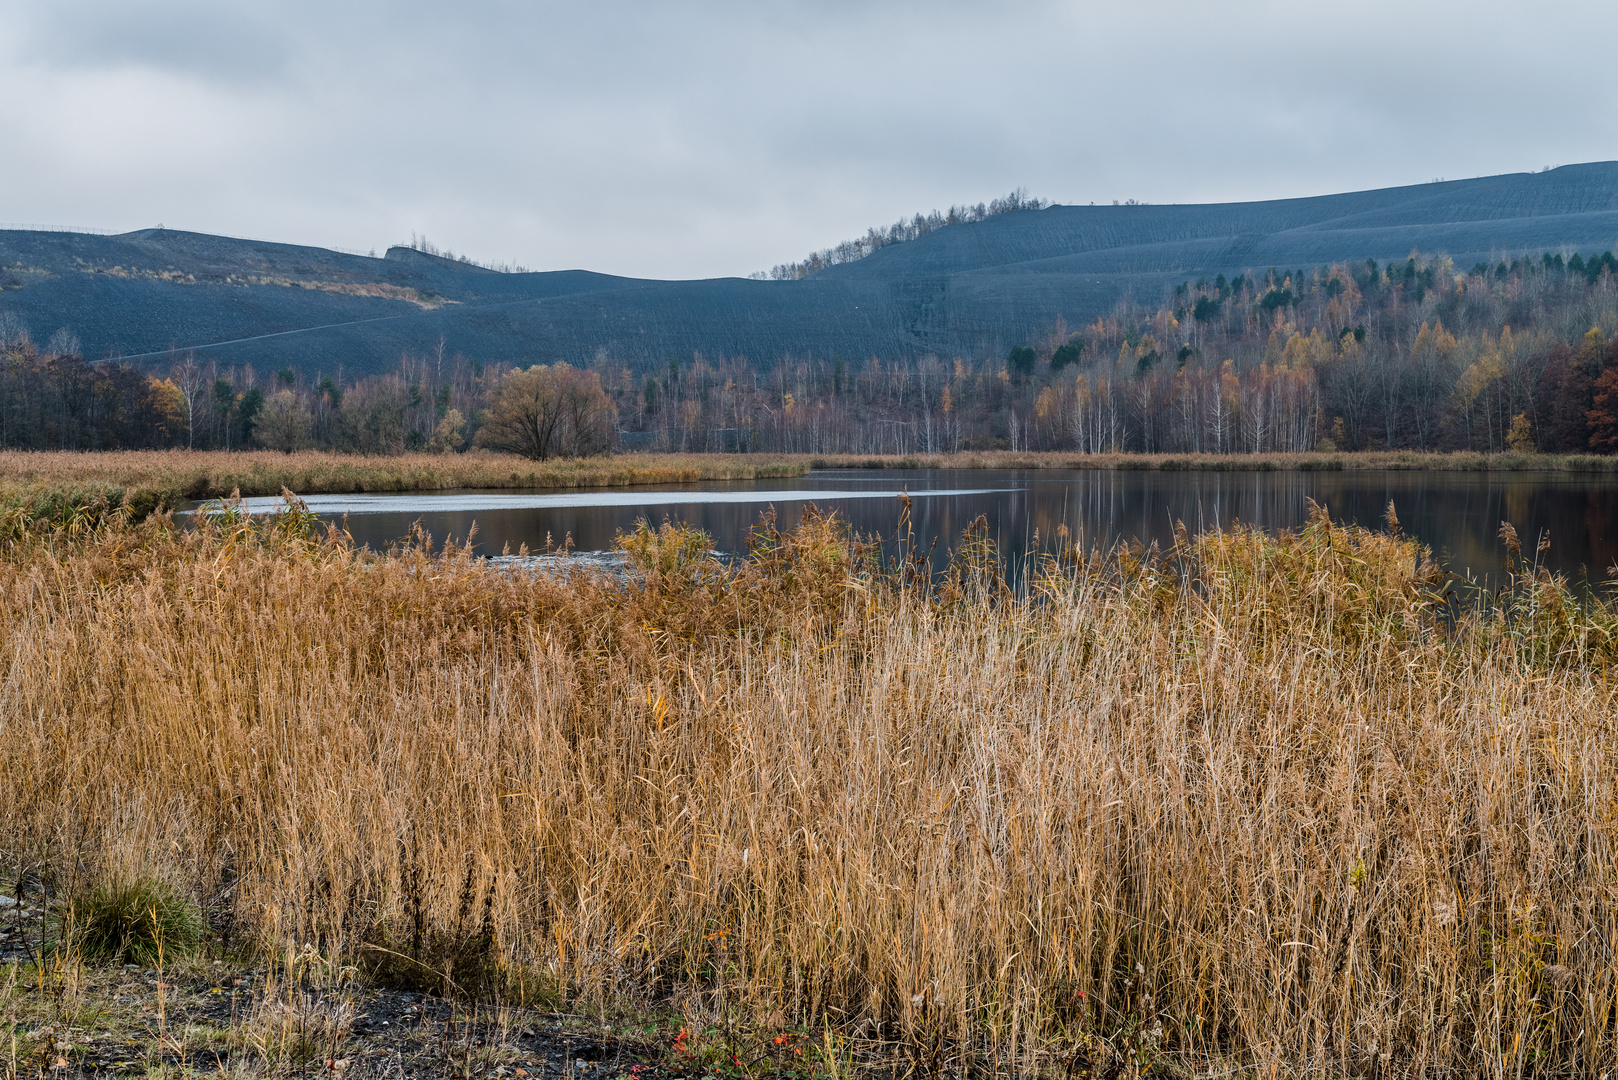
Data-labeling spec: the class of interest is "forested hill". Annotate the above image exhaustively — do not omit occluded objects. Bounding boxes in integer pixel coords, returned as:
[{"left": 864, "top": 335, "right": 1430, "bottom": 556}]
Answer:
[{"left": 4, "top": 162, "right": 1618, "bottom": 377}]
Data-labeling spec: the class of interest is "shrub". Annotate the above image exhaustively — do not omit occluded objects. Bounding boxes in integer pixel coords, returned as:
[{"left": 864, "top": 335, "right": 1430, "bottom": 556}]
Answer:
[
  {"left": 71, "top": 877, "right": 202, "bottom": 966},
  {"left": 617, "top": 517, "right": 714, "bottom": 578}
]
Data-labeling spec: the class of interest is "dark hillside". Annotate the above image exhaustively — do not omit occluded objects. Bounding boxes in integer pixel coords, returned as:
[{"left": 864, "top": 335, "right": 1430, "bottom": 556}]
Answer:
[{"left": 3, "top": 163, "right": 1617, "bottom": 376}]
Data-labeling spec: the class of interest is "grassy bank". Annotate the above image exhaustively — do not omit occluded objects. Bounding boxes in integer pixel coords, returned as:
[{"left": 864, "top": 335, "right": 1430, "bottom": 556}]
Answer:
[
  {"left": 0, "top": 450, "right": 809, "bottom": 524},
  {"left": 811, "top": 449, "right": 1618, "bottom": 472},
  {"left": 2, "top": 503, "right": 1615, "bottom": 1077}
]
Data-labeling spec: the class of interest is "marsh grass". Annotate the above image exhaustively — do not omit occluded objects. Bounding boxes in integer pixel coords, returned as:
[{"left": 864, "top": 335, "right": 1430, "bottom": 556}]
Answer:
[
  {"left": 1, "top": 499, "right": 1616, "bottom": 1076},
  {"left": 0, "top": 449, "right": 810, "bottom": 527}
]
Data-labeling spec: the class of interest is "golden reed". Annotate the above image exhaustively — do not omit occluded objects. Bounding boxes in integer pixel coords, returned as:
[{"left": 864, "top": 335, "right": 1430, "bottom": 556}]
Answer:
[
  {"left": 0, "top": 448, "right": 809, "bottom": 515},
  {"left": 1, "top": 503, "right": 1614, "bottom": 1077}
]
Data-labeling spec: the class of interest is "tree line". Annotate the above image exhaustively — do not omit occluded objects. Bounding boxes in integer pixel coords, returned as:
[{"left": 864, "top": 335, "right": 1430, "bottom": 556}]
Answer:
[
  {"left": 0, "top": 324, "right": 615, "bottom": 460},
  {"left": 595, "top": 250, "right": 1618, "bottom": 456},
  {"left": 4, "top": 248, "right": 1618, "bottom": 458},
  {"left": 760, "top": 189, "right": 1047, "bottom": 281},
  {"left": 1043, "top": 250, "right": 1618, "bottom": 455}
]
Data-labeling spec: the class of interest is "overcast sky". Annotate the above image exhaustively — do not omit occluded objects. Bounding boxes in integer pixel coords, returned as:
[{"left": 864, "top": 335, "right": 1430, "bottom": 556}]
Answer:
[{"left": 2, "top": 1, "right": 1615, "bottom": 280}]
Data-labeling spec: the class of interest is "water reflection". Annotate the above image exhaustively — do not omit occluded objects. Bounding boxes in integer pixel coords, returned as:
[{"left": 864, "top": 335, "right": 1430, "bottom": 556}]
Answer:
[
  {"left": 228, "top": 486, "right": 1010, "bottom": 515},
  {"left": 242, "top": 468, "right": 1618, "bottom": 592}
]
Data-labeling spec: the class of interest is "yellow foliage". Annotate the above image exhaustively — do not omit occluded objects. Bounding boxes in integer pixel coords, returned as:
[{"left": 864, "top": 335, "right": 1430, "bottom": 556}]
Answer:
[
  {"left": 1578, "top": 327, "right": 1608, "bottom": 365},
  {"left": 1220, "top": 361, "right": 1240, "bottom": 406},
  {"left": 1507, "top": 413, "right": 1536, "bottom": 452},
  {"left": 1262, "top": 323, "right": 1295, "bottom": 367},
  {"left": 1411, "top": 319, "right": 1458, "bottom": 362},
  {"left": 1034, "top": 386, "right": 1057, "bottom": 421},
  {"left": 1280, "top": 328, "right": 1332, "bottom": 370},
  {"left": 1455, "top": 351, "right": 1505, "bottom": 409},
  {"left": 146, "top": 378, "right": 187, "bottom": 441}
]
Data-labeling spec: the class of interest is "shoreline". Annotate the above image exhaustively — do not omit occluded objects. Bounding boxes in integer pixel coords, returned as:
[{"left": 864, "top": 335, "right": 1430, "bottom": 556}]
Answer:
[
  {"left": 4, "top": 448, "right": 1616, "bottom": 528},
  {"left": 0, "top": 450, "right": 810, "bottom": 522},
  {"left": 805, "top": 449, "right": 1618, "bottom": 472}
]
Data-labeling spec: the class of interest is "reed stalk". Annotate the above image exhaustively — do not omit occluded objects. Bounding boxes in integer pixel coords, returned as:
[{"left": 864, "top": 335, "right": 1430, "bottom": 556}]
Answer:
[{"left": 0, "top": 504, "right": 1613, "bottom": 1076}]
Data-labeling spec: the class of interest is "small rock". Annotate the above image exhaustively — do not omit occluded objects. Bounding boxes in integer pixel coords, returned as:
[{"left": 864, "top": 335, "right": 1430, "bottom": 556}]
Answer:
[{"left": 0, "top": 896, "right": 19, "bottom": 908}]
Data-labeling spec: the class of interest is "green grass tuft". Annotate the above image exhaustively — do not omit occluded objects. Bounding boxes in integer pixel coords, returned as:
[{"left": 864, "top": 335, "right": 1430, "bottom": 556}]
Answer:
[{"left": 71, "top": 877, "right": 202, "bottom": 966}]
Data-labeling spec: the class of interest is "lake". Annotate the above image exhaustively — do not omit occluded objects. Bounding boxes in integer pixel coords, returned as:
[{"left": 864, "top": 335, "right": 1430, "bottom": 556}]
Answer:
[{"left": 219, "top": 468, "right": 1618, "bottom": 591}]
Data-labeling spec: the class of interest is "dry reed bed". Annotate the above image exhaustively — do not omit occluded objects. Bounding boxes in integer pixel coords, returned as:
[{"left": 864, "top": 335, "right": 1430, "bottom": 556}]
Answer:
[
  {"left": 0, "top": 449, "right": 809, "bottom": 520},
  {"left": 1, "top": 509, "right": 1616, "bottom": 1077}
]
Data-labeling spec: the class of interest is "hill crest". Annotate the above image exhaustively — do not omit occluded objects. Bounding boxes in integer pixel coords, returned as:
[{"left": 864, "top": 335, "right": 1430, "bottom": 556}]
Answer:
[{"left": 2, "top": 163, "right": 1617, "bottom": 375}]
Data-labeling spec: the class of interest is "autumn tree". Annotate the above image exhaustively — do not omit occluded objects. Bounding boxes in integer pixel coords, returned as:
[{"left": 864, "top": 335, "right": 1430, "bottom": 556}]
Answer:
[
  {"left": 1541, "top": 329, "right": 1614, "bottom": 452},
  {"left": 1406, "top": 320, "right": 1458, "bottom": 450},
  {"left": 147, "top": 378, "right": 188, "bottom": 444},
  {"left": 1506, "top": 413, "right": 1536, "bottom": 453},
  {"left": 1588, "top": 367, "right": 1618, "bottom": 452},
  {"left": 429, "top": 409, "right": 467, "bottom": 453},
  {"left": 476, "top": 363, "right": 616, "bottom": 460},
  {"left": 255, "top": 389, "right": 313, "bottom": 452}
]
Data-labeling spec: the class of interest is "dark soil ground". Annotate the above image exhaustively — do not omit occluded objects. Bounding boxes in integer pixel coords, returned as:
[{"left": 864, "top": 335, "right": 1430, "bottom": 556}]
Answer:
[
  {"left": 0, "top": 880, "right": 1113, "bottom": 1080},
  {"left": 2, "top": 955, "right": 687, "bottom": 1079},
  {"left": 1, "top": 882, "right": 691, "bottom": 1080},
  {"left": 0, "top": 882, "right": 838, "bottom": 1080}
]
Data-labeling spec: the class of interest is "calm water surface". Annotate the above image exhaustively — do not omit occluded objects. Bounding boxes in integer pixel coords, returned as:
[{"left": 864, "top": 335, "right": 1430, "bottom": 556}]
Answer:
[{"left": 224, "top": 469, "right": 1618, "bottom": 590}]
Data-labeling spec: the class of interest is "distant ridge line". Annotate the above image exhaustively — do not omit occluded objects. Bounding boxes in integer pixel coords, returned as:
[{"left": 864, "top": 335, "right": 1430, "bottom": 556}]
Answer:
[
  {"left": 8, "top": 161, "right": 1618, "bottom": 375},
  {"left": 1, "top": 223, "right": 388, "bottom": 258},
  {"left": 0, "top": 223, "right": 118, "bottom": 236}
]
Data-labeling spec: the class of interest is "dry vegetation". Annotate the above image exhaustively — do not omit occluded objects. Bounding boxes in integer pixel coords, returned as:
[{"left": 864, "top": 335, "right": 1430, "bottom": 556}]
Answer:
[
  {"left": 2, "top": 499, "right": 1617, "bottom": 1077},
  {"left": 4, "top": 448, "right": 1612, "bottom": 533},
  {"left": 0, "top": 450, "right": 809, "bottom": 522}
]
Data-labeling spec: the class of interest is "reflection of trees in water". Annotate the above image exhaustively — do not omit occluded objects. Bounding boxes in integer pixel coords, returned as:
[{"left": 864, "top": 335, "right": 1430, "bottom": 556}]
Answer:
[
  {"left": 332, "top": 470, "right": 1618, "bottom": 593},
  {"left": 1582, "top": 490, "right": 1618, "bottom": 579}
]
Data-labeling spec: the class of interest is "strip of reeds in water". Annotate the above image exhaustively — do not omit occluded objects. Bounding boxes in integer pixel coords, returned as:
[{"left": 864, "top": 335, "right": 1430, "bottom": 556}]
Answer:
[{"left": 0, "top": 449, "right": 810, "bottom": 523}]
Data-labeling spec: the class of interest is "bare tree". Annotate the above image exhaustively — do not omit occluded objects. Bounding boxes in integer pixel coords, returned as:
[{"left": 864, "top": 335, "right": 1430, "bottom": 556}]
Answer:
[
  {"left": 46, "top": 327, "right": 81, "bottom": 357},
  {"left": 476, "top": 363, "right": 616, "bottom": 460},
  {"left": 560, "top": 368, "right": 617, "bottom": 456},
  {"left": 170, "top": 354, "right": 206, "bottom": 450},
  {"left": 255, "top": 389, "right": 313, "bottom": 452},
  {"left": 0, "top": 311, "right": 30, "bottom": 350}
]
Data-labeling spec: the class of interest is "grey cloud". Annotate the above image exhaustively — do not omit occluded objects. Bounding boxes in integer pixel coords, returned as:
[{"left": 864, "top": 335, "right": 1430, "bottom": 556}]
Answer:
[
  {"left": 0, "top": 0, "right": 1615, "bottom": 279},
  {"left": 20, "top": 1, "right": 292, "bottom": 86}
]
